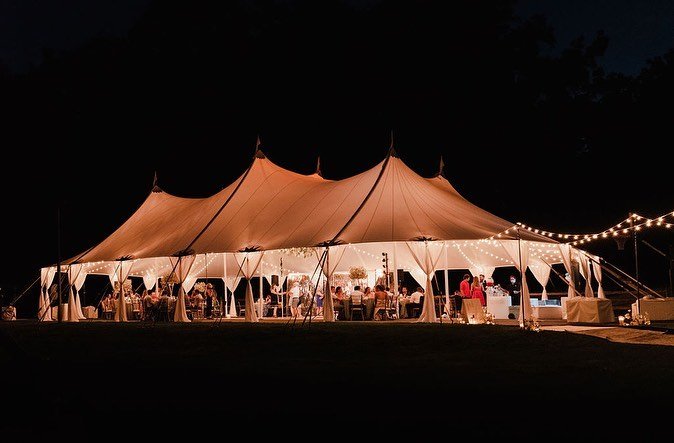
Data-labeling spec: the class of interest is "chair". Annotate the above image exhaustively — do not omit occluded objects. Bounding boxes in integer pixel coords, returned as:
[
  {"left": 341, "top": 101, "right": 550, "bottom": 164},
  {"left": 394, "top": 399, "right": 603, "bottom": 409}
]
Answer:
[
  {"left": 445, "top": 296, "right": 458, "bottom": 318},
  {"left": 131, "top": 300, "right": 141, "bottom": 320},
  {"left": 101, "top": 301, "right": 113, "bottom": 320},
  {"left": 411, "top": 296, "right": 425, "bottom": 318},
  {"left": 212, "top": 300, "right": 221, "bottom": 319},
  {"left": 158, "top": 298, "right": 170, "bottom": 322},
  {"left": 350, "top": 294, "right": 365, "bottom": 320},
  {"left": 192, "top": 304, "right": 204, "bottom": 320},
  {"left": 373, "top": 299, "right": 389, "bottom": 320},
  {"left": 237, "top": 301, "right": 245, "bottom": 317}
]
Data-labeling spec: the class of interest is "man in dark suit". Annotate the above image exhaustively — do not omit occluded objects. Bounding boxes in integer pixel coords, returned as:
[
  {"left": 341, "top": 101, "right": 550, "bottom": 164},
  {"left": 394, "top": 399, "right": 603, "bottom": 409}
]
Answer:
[{"left": 505, "top": 275, "right": 521, "bottom": 306}]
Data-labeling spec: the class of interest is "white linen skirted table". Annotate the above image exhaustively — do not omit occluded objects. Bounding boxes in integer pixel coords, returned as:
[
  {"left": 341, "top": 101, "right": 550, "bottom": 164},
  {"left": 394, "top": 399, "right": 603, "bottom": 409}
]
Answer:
[
  {"left": 631, "top": 298, "right": 674, "bottom": 321},
  {"left": 487, "top": 295, "right": 511, "bottom": 319},
  {"left": 566, "top": 298, "right": 615, "bottom": 324}
]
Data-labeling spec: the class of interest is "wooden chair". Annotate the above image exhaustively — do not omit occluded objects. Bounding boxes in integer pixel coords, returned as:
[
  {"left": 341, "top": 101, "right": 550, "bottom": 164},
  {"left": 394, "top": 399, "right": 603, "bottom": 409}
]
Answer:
[
  {"left": 350, "top": 294, "right": 365, "bottom": 320},
  {"left": 101, "top": 302, "right": 114, "bottom": 320}
]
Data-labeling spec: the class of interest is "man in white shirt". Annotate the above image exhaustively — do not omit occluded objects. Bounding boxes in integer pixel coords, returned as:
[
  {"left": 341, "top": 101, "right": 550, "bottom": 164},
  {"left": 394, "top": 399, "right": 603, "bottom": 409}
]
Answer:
[
  {"left": 350, "top": 285, "right": 365, "bottom": 304},
  {"left": 409, "top": 287, "right": 424, "bottom": 318},
  {"left": 410, "top": 287, "right": 424, "bottom": 304}
]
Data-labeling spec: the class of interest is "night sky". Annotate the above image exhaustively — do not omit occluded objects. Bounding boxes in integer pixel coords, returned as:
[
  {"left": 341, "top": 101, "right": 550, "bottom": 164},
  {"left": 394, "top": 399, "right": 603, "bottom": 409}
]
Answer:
[{"left": 1, "top": 0, "right": 673, "bottom": 310}]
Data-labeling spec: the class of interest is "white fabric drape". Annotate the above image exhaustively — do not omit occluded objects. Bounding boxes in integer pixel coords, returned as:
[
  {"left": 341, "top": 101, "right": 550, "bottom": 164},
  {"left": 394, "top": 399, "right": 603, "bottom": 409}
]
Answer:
[
  {"left": 223, "top": 273, "right": 242, "bottom": 317},
  {"left": 529, "top": 258, "right": 551, "bottom": 301},
  {"left": 576, "top": 251, "right": 594, "bottom": 298},
  {"left": 229, "top": 291, "right": 237, "bottom": 317},
  {"left": 39, "top": 267, "right": 56, "bottom": 321},
  {"left": 169, "top": 255, "right": 196, "bottom": 323},
  {"left": 500, "top": 240, "right": 532, "bottom": 323},
  {"left": 224, "top": 276, "right": 242, "bottom": 294},
  {"left": 406, "top": 241, "right": 444, "bottom": 323},
  {"left": 409, "top": 269, "right": 433, "bottom": 290},
  {"left": 73, "top": 265, "right": 87, "bottom": 320},
  {"left": 319, "top": 246, "right": 347, "bottom": 322},
  {"left": 592, "top": 256, "right": 605, "bottom": 298},
  {"left": 142, "top": 271, "right": 157, "bottom": 291},
  {"left": 183, "top": 276, "right": 197, "bottom": 295},
  {"left": 114, "top": 261, "right": 135, "bottom": 322},
  {"left": 233, "top": 252, "right": 265, "bottom": 322},
  {"left": 222, "top": 260, "right": 241, "bottom": 317},
  {"left": 558, "top": 244, "right": 576, "bottom": 298},
  {"left": 66, "top": 264, "right": 86, "bottom": 322}
]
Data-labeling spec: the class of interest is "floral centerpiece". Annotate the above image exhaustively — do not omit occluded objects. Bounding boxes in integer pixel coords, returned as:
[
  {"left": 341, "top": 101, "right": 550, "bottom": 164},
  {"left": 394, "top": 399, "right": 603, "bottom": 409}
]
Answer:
[
  {"left": 619, "top": 310, "right": 650, "bottom": 326},
  {"left": 349, "top": 266, "right": 367, "bottom": 281},
  {"left": 521, "top": 317, "right": 540, "bottom": 332},
  {"left": 194, "top": 281, "right": 206, "bottom": 293}
]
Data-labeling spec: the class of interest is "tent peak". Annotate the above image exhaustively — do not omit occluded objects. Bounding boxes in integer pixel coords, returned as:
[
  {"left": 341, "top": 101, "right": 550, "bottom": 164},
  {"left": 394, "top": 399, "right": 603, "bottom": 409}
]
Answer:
[
  {"left": 436, "top": 155, "right": 445, "bottom": 178},
  {"left": 388, "top": 130, "right": 398, "bottom": 157},
  {"left": 315, "top": 156, "right": 322, "bottom": 177},
  {"left": 254, "top": 134, "right": 265, "bottom": 158},
  {"left": 151, "top": 171, "right": 163, "bottom": 193}
]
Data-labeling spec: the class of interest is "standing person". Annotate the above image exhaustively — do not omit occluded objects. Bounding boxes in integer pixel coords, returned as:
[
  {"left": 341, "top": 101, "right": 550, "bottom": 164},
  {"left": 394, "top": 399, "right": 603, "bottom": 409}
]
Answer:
[
  {"left": 289, "top": 282, "right": 301, "bottom": 317},
  {"left": 460, "top": 274, "right": 471, "bottom": 298},
  {"left": 205, "top": 283, "right": 216, "bottom": 319},
  {"left": 314, "top": 289, "right": 324, "bottom": 317},
  {"left": 471, "top": 276, "right": 485, "bottom": 306},
  {"left": 479, "top": 274, "right": 487, "bottom": 293},
  {"left": 505, "top": 275, "right": 521, "bottom": 306},
  {"left": 271, "top": 281, "right": 286, "bottom": 317}
]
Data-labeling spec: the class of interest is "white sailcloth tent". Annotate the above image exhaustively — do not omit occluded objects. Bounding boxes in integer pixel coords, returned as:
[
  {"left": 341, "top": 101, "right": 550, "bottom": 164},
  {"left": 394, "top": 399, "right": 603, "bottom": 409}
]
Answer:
[{"left": 43, "top": 149, "right": 598, "bottom": 323}]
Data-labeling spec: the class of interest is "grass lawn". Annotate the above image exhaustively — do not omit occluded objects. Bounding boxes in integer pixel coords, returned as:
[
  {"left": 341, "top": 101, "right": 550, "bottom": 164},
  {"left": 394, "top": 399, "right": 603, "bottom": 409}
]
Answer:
[{"left": 2, "top": 321, "right": 673, "bottom": 438}]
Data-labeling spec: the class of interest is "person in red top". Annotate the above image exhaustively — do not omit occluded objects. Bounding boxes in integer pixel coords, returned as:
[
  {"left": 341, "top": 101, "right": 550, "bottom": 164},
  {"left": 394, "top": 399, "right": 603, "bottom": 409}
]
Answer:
[
  {"left": 459, "top": 274, "right": 471, "bottom": 297},
  {"left": 471, "top": 276, "right": 486, "bottom": 306}
]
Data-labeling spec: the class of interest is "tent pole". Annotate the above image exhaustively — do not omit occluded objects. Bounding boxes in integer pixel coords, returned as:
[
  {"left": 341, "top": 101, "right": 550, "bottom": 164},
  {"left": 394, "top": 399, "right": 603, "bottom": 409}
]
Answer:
[
  {"left": 57, "top": 207, "right": 63, "bottom": 322},
  {"left": 259, "top": 260, "right": 264, "bottom": 319},
  {"left": 392, "top": 242, "right": 399, "bottom": 317},
  {"left": 280, "top": 258, "right": 284, "bottom": 318},
  {"left": 223, "top": 253, "right": 228, "bottom": 318},
  {"left": 444, "top": 242, "right": 449, "bottom": 312},
  {"left": 631, "top": 215, "right": 640, "bottom": 301},
  {"left": 517, "top": 229, "right": 525, "bottom": 325}
]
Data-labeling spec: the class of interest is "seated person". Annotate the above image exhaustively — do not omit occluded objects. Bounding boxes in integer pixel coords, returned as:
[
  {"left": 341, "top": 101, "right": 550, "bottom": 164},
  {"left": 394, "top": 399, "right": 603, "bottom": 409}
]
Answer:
[
  {"left": 408, "top": 287, "right": 424, "bottom": 318},
  {"left": 398, "top": 286, "right": 410, "bottom": 318},
  {"left": 372, "top": 285, "right": 389, "bottom": 320},
  {"left": 350, "top": 285, "right": 364, "bottom": 305},
  {"left": 265, "top": 292, "right": 280, "bottom": 317}
]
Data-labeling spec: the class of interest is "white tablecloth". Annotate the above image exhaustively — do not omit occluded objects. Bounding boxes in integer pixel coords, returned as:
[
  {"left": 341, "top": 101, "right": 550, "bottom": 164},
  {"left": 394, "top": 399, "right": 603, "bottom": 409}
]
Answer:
[
  {"left": 487, "top": 296, "right": 511, "bottom": 319},
  {"left": 632, "top": 298, "right": 674, "bottom": 321},
  {"left": 82, "top": 306, "right": 98, "bottom": 319},
  {"left": 532, "top": 306, "right": 563, "bottom": 320},
  {"left": 566, "top": 298, "right": 615, "bottom": 324}
]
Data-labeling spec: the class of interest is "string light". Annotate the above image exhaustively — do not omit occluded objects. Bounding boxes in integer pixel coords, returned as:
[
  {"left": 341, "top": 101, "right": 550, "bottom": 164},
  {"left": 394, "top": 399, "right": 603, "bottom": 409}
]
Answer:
[{"left": 498, "top": 209, "right": 674, "bottom": 246}]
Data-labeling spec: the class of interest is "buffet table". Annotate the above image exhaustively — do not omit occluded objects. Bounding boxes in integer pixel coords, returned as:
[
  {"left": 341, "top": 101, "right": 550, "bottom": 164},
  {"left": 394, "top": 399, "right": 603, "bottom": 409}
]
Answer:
[
  {"left": 631, "top": 298, "right": 674, "bottom": 321},
  {"left": 487, "top": 295, "right": 511, "bottom": 319},
  {"left": 566, "top": 298, "right": 615, "bottom": 324},
  {"left": 532, "top": 305, "right": 563, "bottom": 320}
]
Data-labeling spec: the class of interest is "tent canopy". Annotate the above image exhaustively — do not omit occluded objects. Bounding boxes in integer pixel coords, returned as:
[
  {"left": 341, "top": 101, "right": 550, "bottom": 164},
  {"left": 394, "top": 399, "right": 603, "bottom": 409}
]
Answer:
[{"left": 66, "top": 151, "right": 553, "bottom": 264}]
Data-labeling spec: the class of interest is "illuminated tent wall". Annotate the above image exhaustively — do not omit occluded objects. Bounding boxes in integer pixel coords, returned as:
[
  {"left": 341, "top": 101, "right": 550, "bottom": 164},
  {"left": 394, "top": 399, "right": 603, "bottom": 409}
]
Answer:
[{"left": 41, "top": 150, "right": 596, "bottom": 323}]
